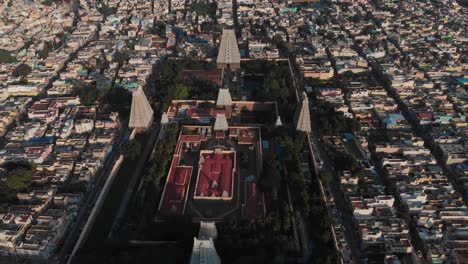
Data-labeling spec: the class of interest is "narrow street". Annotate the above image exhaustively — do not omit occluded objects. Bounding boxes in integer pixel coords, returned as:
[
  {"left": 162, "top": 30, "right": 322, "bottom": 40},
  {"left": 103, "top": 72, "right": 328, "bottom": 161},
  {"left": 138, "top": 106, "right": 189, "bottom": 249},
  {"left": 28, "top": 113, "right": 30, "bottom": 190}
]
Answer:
[
  {"left": 107, "top": 123, "right": 161, "bottom": 239},
  {"left": 308, "top": 95, "right": 364, "bottom": 264},
  {"left": 57, "top": 125, "right": 129, "bottom": 264}
]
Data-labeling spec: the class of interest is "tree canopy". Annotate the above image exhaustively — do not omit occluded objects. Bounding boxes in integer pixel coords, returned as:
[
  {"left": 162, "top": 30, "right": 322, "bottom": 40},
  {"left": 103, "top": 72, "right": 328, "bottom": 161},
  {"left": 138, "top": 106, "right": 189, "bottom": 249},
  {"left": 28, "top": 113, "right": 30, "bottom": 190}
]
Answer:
[
  {"left": 0, "top": 49, "right": 17, "bottom": 63},
  {"left": 38, "top": 44, "right": 50, "bottom": 59},
  {"left": 189, "top": 1, "right": 218, "bottom": 18},
  {"left": 12, "top": 63, "right": 32, "bottom": 78},
  {"left": 73, "top": 82, "right": 99, "bottom": 106},
  {"left": 99, "top": 4, "right": 117, "bottom": 17},
  {"left": 1, "top": 161, "right": 35, "bottom": 191},
  {"left": 101, "top": 86, "right": 132, "bottom": 117},
  {"left": 271, "top": 34, "right": 289, "bottom": 56},
  {"left": 259, "top": 153, "right": 282, "bottom": 199},
  {"left": 121, "top": 141, "right": 142, "bottom": 160},
  {"left": 114, "top": 50, "right": 130, "bottom": 65}
]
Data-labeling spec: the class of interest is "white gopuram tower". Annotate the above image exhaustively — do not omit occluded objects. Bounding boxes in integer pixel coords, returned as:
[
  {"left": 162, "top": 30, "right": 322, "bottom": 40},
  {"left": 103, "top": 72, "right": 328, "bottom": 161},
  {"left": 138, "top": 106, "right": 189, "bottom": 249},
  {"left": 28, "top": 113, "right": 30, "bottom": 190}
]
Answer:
[
  {"left": 216, "top": 88, "right": 233, "bottom": 109},
  {"left": 275, "top": 116, "right": 283, "bottom": 127},
  {"left": 190, "top": 222, "right": 221, "bottom": 264},
  {"left": 214, "top": 113, "right": 229, "bottom": 131},
  {"left": 217, "top": 29, "right": 241, "bottom": 70},
  {"left": 160, "top": 112, "right": 169, "bottom": 126},
  {"left": 295, "top": 92, "right": 311, "bottom": 133},
  {"left": 129, "top": 87, "right": 154, "bottom": 130}
]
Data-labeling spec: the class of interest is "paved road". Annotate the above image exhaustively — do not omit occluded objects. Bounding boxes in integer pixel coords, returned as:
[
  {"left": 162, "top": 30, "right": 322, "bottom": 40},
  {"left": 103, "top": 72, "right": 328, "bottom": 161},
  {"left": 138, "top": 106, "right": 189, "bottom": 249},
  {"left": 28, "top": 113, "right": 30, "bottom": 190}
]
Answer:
[{"left": 308, "top": 93, "right": 363, "bottom": 264}]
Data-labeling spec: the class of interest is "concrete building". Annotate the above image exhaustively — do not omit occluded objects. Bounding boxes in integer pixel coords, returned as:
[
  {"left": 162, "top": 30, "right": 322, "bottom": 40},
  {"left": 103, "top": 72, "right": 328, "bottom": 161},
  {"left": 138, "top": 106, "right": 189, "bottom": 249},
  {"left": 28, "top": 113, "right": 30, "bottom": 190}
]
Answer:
[{"left": 75, "top": 119, "right": 94, "bottom": 134}]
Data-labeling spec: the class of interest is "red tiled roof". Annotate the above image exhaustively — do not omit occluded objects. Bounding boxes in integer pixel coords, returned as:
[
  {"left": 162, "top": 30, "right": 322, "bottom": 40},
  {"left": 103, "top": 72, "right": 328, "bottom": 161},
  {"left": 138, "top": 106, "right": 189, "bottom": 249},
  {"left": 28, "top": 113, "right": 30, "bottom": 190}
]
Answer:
[
  {"left": 418, "top": 112, "right": 433, "bottom": 119},
  {"left": 454, "top": 250, "right": 468, "bottom": 264},
  {"left": 186, "top": 108, "right": 231, "bottom": 119},
  {"left": 159, "top": 156, "right": 193, "bottom": 216},
  {"left": 180, "top": 135, "right": 202, "bottom": 142},
  {"left": 196, "top": 153, "right": 234, "bottom": 198},
  {"left": 245, "top": 182, "right": 258, "bottom": 218},
  {"left": 238, "top": 129, "right": 256, "bottom": 144},
  {"left": 175, "top": 167, "right": 190, "bottom": 186},
  {"left": 182, "top": 70, "right": 223, "bottom": 86}
]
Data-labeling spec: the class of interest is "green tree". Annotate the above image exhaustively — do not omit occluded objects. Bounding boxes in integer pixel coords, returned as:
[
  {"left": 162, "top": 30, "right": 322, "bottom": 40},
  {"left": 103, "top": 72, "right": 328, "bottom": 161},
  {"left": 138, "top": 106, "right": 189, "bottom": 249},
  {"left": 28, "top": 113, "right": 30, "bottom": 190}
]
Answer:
[
  {"left": 354, "top": 168, "right": 367, "bottom": 183},
  {"left": 38, "top": 43, "right": 51, "bottom": 59},
  {"left": 271, "top": 34, "right": 288, "bottom": 56},
  {"left": 239, "top": 152, "right": 249, "bottom": 168},
  {"left": 101, "top": 87, "right": 131, "bottom": 116},
  {"left": 151, "top": 21, "right": 166, "bottom": 37},
  {"left": 99, "top": 4, "right": 117, "bottom": 17},
  {"left": 173, "top": 83, "right": 190, "bottom": 100},
  {"left": 333, "top": 152, "right": 358, "bottom": 171},
  {"left": 190, "top": 1, "right": 218, "bottom": 17},
  {"left": 0, "top": 49, "right": 16, "bottom": 63},
  {"left": 114, "top": 50, "right": 129, "bottom": 65},
  {"left": 121, "top": 141, "right": 142, "bottom": 160},
  {"left": 12, "top": 64, "right": 32, "bottom": 78},
  {"left": 6, "top": 168, "right": 34, "bottom": 190},
  {"left": 259, "top": 154, "right": 281, "bottom": 199},
  {"left": 73, "top": 83, "right": 99, "bottom": 106},
  {"left": 320, "top": 172, "right": 334, "bottom": 186}
]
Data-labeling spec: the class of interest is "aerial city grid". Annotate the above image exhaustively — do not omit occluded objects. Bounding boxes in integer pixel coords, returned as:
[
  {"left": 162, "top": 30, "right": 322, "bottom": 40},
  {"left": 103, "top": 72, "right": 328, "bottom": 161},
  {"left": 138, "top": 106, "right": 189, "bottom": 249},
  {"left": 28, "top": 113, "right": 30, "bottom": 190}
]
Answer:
[{"left": 0, "top": 0, "right": 467, "bottom": 264}]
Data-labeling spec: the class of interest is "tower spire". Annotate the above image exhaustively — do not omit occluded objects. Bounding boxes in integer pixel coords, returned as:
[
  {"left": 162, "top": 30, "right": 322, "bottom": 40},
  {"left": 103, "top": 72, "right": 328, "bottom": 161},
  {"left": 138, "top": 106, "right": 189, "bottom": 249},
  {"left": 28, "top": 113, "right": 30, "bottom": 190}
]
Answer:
[
  {"left": 214, "top": 113, "right": 228, "bottom": 131},
  {"left": 129, "top": 87, "right": 154, "bottom": 129},
  {"left": 295, "top": 92, "right": 311, "bottom": 133},
  {"left": 216, "top": 88, "right": 232, "bottom": 107},
  {"left": 217, "top": 29, "right": 241, "bottom": 70}
]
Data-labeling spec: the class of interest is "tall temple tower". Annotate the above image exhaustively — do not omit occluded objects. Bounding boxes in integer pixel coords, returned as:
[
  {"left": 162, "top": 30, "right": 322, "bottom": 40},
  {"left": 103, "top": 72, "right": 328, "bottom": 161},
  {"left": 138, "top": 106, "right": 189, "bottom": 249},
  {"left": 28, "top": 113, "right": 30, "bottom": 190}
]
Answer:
[
  {"left": 216, "top": 88, "right": 233, "bottom": 109},
  {"left": 190, "top": 222, "right": 221, "bottom": 264},
  {"left": 129, "top": 87, "right": 154, "bottom": 130},
  {"left": 295, "top": 92, "right": 312, "bottom": 133},
  {"left": 217, "top": 29, "right": 241, "bottom": 70},
  {"left": 214, "top": 113, "right": 229, "bottom": 132}
]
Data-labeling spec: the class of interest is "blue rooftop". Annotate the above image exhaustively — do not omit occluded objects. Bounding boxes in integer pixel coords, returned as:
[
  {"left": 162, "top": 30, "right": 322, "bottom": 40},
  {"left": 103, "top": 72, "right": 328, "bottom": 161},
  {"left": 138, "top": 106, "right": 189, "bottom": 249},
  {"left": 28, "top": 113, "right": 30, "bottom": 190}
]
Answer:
[
  {"left": 343, "top": 133, "right": 355, "bottom": 140},
  {"left": 263, "top": 140, "right": 270, "bottom": 151},
  {"left": 383, "top": 118, "right": 396, "bottom": 126},
  {"left": 240, "top": 49, "right": 247, "bottom": 58},
  {"left": 25, "top": 137, "right": 55, "bottom": 145},
  {"left": 388, "top": 113, "right": 404, "bottom": 120}
]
